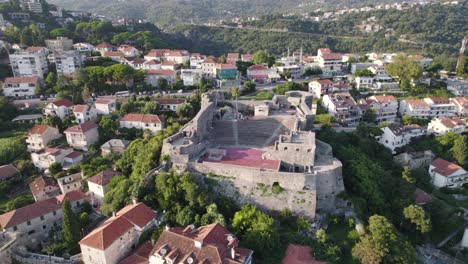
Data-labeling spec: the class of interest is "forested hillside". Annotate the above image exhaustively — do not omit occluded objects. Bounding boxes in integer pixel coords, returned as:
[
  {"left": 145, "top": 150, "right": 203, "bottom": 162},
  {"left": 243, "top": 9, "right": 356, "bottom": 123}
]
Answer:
[{"left": 48, "top": 0, "right": 408, "bottom": 26}]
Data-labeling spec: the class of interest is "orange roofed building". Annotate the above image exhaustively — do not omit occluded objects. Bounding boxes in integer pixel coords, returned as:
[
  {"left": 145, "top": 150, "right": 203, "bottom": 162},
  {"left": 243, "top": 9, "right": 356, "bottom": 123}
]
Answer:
[
  {"left": 79, "top": 202, "right": 157, "bottom": 264},
  {"left": 147, "top": 223, "right": 253, "bottom": 264},
  {"left": 120, "top": 113, "right": 165, "bottom": 134}
]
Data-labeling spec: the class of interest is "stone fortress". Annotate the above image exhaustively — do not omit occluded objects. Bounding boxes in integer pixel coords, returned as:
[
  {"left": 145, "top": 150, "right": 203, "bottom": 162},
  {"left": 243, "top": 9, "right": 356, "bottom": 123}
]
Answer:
[{"left": 162, "top": 90, "right": 344, "bottom": 219}]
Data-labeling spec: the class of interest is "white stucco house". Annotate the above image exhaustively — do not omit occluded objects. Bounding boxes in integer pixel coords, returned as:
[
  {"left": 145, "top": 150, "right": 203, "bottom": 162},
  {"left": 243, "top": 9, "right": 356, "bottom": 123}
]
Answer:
[
  {"left": 44, "top": 98, "right": 74, "bottom": 119},
  {"left": 378, "top": 123, "right": 425, "bottom": 153},
  {"left": 119, "top": 114, "right": 165, "bottom": 134},
  {"left": 86, "top": 169, "right": 121, "bottom": 204},
  {"left": 94, "top": 99, "right": 116, "bottom": 115},
  {"left": 57, "top": 172, "right": 82, "bottom": 194},
  {"left": 429, "top": 158, "right": 468, "bottom": 188},
  {"left": 73, "top": 104, "right": 98, "bottom": 124},
  {"left": 64, "top": 121, "right": 99, "bottom": 150},
  {"left": 427, "top": 117, "right": 467, "bottom": 136},
  {"left": 26, "top": 125, "right": 62, "bottom": 152}
]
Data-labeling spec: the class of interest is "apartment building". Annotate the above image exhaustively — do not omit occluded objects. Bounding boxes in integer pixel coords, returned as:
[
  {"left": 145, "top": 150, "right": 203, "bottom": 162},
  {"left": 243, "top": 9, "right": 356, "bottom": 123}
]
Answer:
[{"left": 9, "top": 46, "right": 48, "bottom": 77}]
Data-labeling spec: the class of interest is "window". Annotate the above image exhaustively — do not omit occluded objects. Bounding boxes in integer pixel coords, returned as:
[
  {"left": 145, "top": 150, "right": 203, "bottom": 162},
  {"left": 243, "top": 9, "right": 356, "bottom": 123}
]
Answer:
[
  {"left": 13, "top": 226, "right": 17, "bottom": 231},
  {"left": 27, "top": 220, "right": 31, "bottom": 226},
  {"left": 40, "top": 216, "right": 44, "bottom": 221},
  {"left": 43, "top": 225, "right": 46, "bottom": 230},
  {"left": 53, "top": 211, "right": 56, "bottom": 216}
]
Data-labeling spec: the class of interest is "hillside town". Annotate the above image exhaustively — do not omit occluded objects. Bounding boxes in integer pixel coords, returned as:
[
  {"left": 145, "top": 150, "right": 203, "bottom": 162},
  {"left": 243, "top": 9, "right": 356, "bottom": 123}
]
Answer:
[{"left": 0, "top": 0, "right": 467, "bottom": 264}]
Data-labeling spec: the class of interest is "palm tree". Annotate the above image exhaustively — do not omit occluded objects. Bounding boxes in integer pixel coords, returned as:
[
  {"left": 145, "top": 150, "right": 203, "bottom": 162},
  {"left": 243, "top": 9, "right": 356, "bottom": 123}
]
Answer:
[{"left": 232, "top": 87, "right": 240, "bottom": 118}]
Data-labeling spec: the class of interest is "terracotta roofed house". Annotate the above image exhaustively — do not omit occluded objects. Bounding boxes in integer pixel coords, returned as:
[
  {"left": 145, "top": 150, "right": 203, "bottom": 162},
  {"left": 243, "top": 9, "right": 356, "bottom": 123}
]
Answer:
[
  {"left": 120, "top": 113, "right": 165, "bottom": 134},
  {"left": 309, "top": 79, "right": 333, "bottom": 98},
  {"left": 148, "top": 223, "right": 253, "bottom": 264},
  {"left": 450, "top": 96, "right": 468, "bottom": 116},
  {"left": 80, "top": 202, "right": 157, "bottom": 264},
  {"left": 0, "top": 164, "right": 20, "bottom": 181},
  {"left": 26, "top": 124, "right": 62, "bottom": 152},
  {"left": 73, "top": 104, "right": 98, "bottom": 124},
  {"left": 146, "top": 70, "right": 176, "bottom": 86},
  {"left": 365, "top": 95, "right": 398, "bottom": 122},
  {"left": 119, "top": 241, "right": 153, "bottom": 264},
  {"left": 64, "top": 121, "right": 99, "bottom": 150},
  {"left": 95, "top": 99, "right": 116, "bottom": 115},
  {"left": 87, "top": 169, "right": 121, "bottom": 204},
  {"left": 0, "top": 190, "right": 87, "bottom": 246},
  {"left": 153, "top": 98, "right": 187, "bottom": 111},
  {"left": 429, "top": 158, "right": 468, "bottom": 188},
  {"left": 29, "top": 175, "right": 60, "bottom": 201},
  {"left": 44, "top": 98, "right": 74, "bottom": 119},
  {"left": 428, "top": 117, "right": 467, "bottom": 135},
  {"left": 94, "top": 42, "right": 116, "bottom": 55}
]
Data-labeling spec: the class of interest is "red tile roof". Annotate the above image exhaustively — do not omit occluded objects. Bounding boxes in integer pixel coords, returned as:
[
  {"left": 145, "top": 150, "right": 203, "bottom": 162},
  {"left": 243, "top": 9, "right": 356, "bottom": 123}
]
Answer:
[
  {"left": 29, "top": 176, "right": 58, "bottom": 198},
  {"left": 315, "top": 79, "right": 333, "bottom": 85},
  {"left": 79, "top": 203, "right": 156, "bottom": 250},
  {"left": 73, "top": 104, "right": 89, "bottom": 113},
  {"left": 25, "top": 46, "right": 46, "bottom": 52},
  {"left": 452, "top": 97, "right": 468, "bottom": 107},
  {"left": 320, "top": 53, "right": 342, "bottom": 60},
  {"left": 0, "top": 165, "right": 19, "bottom": 181},
  {"left": 0, "top": 190, "right": 86, "bottom": 229},
  {"left": 282, "top": 244, "right": 327, "bottom": 264},
  {"left": 95, "top": 42, "right": 115, "bottom": 49},
  {"left": 405, "top": 99, "right": 429, "bottom": 108},
  {"left": 150, "top": 223, "right": 252, "bottom": 264},
  {"left": 121, "top": 113, "right": 164, "bottom": 124},
  {"left": 431, "top": 158, "right": 464, "bottom": 177},
  {"left": 87, "top": 169, "right": 121, "bottom": 186},
  {"left": 64, "top": 121, "right": 98, "bottom": 134},
  {"left": 369, "top": 95, "right": 397, "bottom": 103},
  {"left": 247, "top": 65, "right": 268, "bottom": 71},
  {"left": 4, "top": 76, "right": 39, "bottom": 84},
  {"left": 28, "top": 125, "right": 52, "bottom": 135},
  {"left": 103, "top": 51, "right": 124, "bottom": 57},
  {"left": 319, "top": 48, "right": 331, "bottom": 53},
  {"left": 161, "top": 61, "right": 175, "bottom": 66},
  {"left": 147, "top": 69, "right": 175, "bottom": 76},
  {"left": 95, "top": 99, "right": 114, "bottom": 105},
  {"left": 144, "top": 59, "right": 160, "bottom": 65},
  {"left": 415, "top": 188, "right": 431, "bottom": 205},
  {"left": 119, "top": 241, "right": 152, "bottom": 264},
  {"left": 52, "top": 98, "right": 74, "bottom": 108}
]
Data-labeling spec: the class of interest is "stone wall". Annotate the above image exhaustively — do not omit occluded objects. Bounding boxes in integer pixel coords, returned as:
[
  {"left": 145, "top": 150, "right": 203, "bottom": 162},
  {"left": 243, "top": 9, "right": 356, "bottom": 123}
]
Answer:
[{"left": 189, "top": 162, "right": 307, "bottom": 191}]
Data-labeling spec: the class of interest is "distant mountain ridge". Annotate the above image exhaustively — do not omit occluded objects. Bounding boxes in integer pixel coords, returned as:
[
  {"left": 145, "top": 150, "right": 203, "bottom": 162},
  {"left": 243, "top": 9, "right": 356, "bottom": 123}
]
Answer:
[{"left": 48, "top": 0, "right": 409, "bottom": 27}]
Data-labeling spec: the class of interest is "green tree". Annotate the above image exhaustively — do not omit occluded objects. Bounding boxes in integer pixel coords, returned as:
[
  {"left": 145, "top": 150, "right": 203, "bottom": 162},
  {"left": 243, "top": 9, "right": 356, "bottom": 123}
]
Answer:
[
  {"left": 49, "top": 162, "right": 63, "bottom": 176},
  {"left": 232, "top": 203, "right": 279, "bottom": 258},
  {"left": 157, "top": 78, "right": 168, "bottom": 90},
  {"left": 101, "top": 176, "right": 134, "bottom": 216},
  {"left": 6, "top": 194, "right": 34, "bottom": 211},
  {"left": 242, "top": 81, "right": 256, "bottom": 95},
  {"left": 352, "top": 215, "right": 416, "bottom": 264},
  {"left": 451, "top": 135, "right": 467, "bottom": 166},
  {"left": 99, "top": 115, "right": 118, "bottom": 142},
  {"left": 79, "top": 212, "right": 90, "bottom": 229},
  {"left": 363, "top": 109, "right": 377, "bottom": 123},
  {"left": 385, "top": 55, "right": 423, "bottom": 86},
  {"left": 457, "top": 56, "right": 468, "bottom": 77},
  {"left": 219, "top": 55, "right": 226, "bottom": 63},
  {"left": 354, "top": 69, "right": 374, "bottom": 77},
  {"left": 142, "top": 101, "right": 160, "bottom": 114},
  {"left": 403, "top": 205, "right": 431, "bottom": 234},
  {"left": 316, "top": 228, "right": 327, "bottom": 243},
  {"left": 252, "top": 50, "right": 269, "bottom": 65},
  {"left": 62, "top": 199, "right": 81, "bottom": 248}
]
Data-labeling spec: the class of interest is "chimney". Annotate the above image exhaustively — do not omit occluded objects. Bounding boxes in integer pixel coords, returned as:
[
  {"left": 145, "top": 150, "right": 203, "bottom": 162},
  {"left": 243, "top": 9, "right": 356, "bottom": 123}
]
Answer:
[
  {"left": 231, "top": 247, "right": 235, "bottom": 260},
  {"left": 112, "top": 211, "right": 116, "bottom": 217},
  {"left": 132, "top": 197, "right": 137, "bottom": 205},
  {"left": 151, "top": 238, "right": 155, "bottom": 246},
  {"left": 165, "top": 225, "right": 170, "bottom": 231}
]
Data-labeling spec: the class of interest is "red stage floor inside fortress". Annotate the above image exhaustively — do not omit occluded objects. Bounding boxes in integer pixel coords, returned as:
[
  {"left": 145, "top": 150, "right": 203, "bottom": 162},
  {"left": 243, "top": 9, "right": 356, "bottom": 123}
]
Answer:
[{"left": 203, "top": 147, "right": 280, "bottom": 171}]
